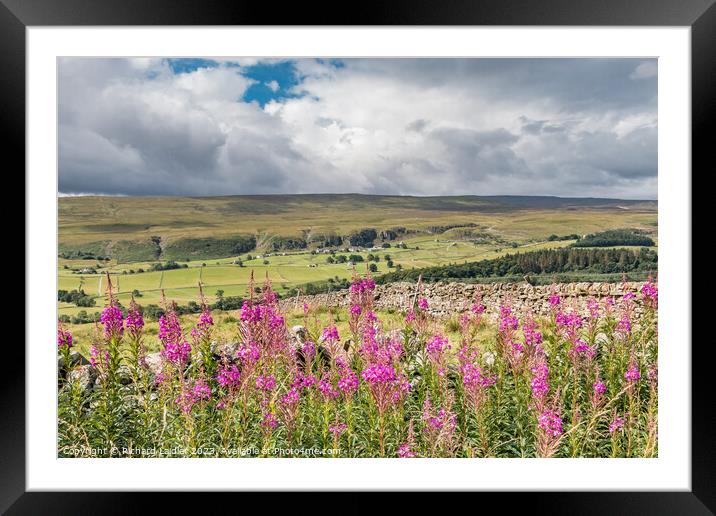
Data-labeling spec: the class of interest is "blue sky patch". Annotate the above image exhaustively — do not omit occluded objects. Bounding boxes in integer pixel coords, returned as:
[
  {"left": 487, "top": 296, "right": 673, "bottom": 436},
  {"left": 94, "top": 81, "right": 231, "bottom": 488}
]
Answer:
[
  {"left": 166, "top": 58, "right": 219, "bottom": 74},
  {"left": 240, "top": 61, "right": 304, "bottom": 107}
]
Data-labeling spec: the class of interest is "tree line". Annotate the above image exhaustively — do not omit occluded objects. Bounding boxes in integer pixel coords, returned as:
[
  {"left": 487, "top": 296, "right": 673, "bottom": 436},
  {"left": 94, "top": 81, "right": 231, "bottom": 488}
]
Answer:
[{"left": 376, "top": 247, "right": 658, "bottom": 284}]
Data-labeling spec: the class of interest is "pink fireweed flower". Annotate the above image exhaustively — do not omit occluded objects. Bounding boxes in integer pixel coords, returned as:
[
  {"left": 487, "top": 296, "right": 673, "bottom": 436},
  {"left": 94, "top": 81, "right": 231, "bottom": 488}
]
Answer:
[
  {"left": 89, "top": 344, "right": 109, "bottom": 370},
  {"left": 300, "top": 341, "right": 316, "bottom": 360},
  {"left": 617, "top": 314, "right": 632, "bottom": 337},
  {"left": 522, "top": 317, "right": 543, "bottom": 354},
  {"left": 321, "top": 325, "right": 340, "bottom": 342},
  {"left": 349, "top": 304, "right": 362, "bottom": 317},
  {"left": 255, "top": 374, "right": 276, "bottom": 392},
  {"left": 530, "top": 359, "right": 550, "bottom": 406},
  {"left": 337, "top": 367, "right": 360, "bottom": 397},
  {"left": 641, "top": 280, "right": 658, "bottom": 309},
  {"left": 569, "top": 338, "right": 594, "bottom": 360},
  {"left": 361, "top": 363, "right": 404, "bottom": 415},
  {"left": 281, "top": 386, "right": 301, "bottom": 406},
  {"left": 535, "top": 397, "right": 564, "bottom": 458},
  {"left": 586, "top": 298, "right": 600, "bottom": 321},
  {"left": 404, "top": 309, "right": 416, "bottom": 323},
  {"left": 417, "top": 297, "right": 429, "bottom": 311},
  {"left": 199, "top": 308, "right": 214, "bottom": 326},
  {"left": 57, "top": 323, "right": 73, "bottom": 350},
  {"left": 458, "top": 312, "right": 471, "bottom": 331},
  {"left": 425, "top": 334, "right": 450, "bottom": 373},
  {"left": 461, "top": 363, "right": 496, "bottom": 389},
  {"left": 548, "top": 287, "right": 561, "bottom": 307},
  {"left": 161, "top": 340, "right": 191, "bottom": 365},
  {"left": 349, "top": 275, "right": 376, "bottom": 316},
  {"left": 278, "top": 386, "right": 301, "bottom": 433},
  {"left": 261, "top": 412, "right": 279, "bottom": 430},
  {"left": 237, "top": 342, "right": 261, "bottom": 365},
  {"left": 393, "top": 373, "right": 412, "bottom": 403},
  {"left": 593, "top": 381, "right": 607, "bottom": 396},
  {"left": 320, "top": 325, "right": 341, "bottom": 356},
  {"left": 647, "top": 365, "right": 658, "bottom": 390},
  {"left": 154, "top": 372, "right": 166, "bottom": 386},
  {"left": 263, "top": 284, "right": 279, "bottom": 305},
  {"left": 421, "top": 397, "right": 458, "bottom": 454},
  {"left": 215, "top": 363, "right": 241, "bottom": 389},
  {"left": 100, "top": 304, "right": 124, "bottom": 340},
  {"left": 190, "top": 307, "right": 214, "bottom": 342},
  {"left": 397, "top": 443, "right": 416, "bottom": 458},
  {"left": 329, "top": 422, "right": 348, "bottom": 437},
  {"left": 624, "top": 364, "right": 641, "bottom": 383},
  {"left": 362, "top": 363, "right": 396, "bottom": 384},
  {"left": 555, "top": 311, "right": 583, "bottom": 332},
  {"left": 585, "top": 297, "right": 600, "bottom": 333},
  {"left": 350, "top": 277, "right": 376, "bottom": 295},
  {"left": 461, "top": 362, "right": 496, "bottom": 413},
  {"left": 471, "top": 301, "right": 486, "bottom": 315},
  {"left": 609, "top": 414, "right": 625, "bottom": 434},
  {"left": 175, "top": 378, "right": 211, "bottom": 414},
  {"left": 318, "top": 376, "right": 340, "bottom": 401},
  {"left": 240, "top": 300, "right": 261, "bottom": 323},
  {"left": 604, "top": 296, "right": 616, "bottom": 317},
  {"left": 125, "top": 300, "right": 144, "bottom": 340},
  {"left": 398, "top": 419, "right": 418, "bottom": 458},
  {"left": 159, "top": 307, "right": 191, "bottom": 365},
  {"left": 538, "top": 408, "right": 563, "bottom": 437},
  {"left": 457, "top": 344, "right": 478, "bottom": 366},
  {"left": 499, "top": 305, "right": 520, "bottom": 333},
  {"left": 591, "top": 375, "right": 607, "bottom": 408},
  {"left": 292, "top": 372, "right": 317, "bottom": 391}
]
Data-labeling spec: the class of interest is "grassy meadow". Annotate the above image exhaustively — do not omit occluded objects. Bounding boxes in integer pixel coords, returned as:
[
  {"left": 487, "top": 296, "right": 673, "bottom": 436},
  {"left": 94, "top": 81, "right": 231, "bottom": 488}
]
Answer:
[{"left": 58, "top": 194, "right": 657, "bottom": 323}]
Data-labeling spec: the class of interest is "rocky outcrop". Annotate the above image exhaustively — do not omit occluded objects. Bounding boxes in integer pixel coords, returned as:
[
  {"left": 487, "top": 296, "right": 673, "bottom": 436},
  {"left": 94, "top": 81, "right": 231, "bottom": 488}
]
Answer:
[{"left": 278, "top": 281, "right": 648, "bottom": 318}]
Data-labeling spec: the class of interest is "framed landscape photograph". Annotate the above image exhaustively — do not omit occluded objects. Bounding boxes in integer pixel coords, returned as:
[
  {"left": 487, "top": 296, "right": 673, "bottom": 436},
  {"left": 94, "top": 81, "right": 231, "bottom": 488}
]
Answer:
[{"left": 8, "top": 0, "right": 712, "bottom": 511}]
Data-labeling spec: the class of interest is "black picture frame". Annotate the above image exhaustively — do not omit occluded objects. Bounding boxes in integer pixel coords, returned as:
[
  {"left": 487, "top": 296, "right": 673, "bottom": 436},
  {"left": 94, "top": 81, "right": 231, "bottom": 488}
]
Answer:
[{"left": 5, "top": 0, "right": 710, "bottom": 512}]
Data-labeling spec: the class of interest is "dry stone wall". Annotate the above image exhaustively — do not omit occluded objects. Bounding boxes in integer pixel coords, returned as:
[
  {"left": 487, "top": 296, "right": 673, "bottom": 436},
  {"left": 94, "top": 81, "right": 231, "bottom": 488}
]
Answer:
[{"left": 278, "top": 281, "right": 647, "bottom": 319}]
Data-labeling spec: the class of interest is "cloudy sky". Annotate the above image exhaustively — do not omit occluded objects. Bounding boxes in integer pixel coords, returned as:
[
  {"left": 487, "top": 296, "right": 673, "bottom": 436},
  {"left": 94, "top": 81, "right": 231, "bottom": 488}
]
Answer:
[{"left": 58, "top": 58, "right": 657, "bottom": 199}]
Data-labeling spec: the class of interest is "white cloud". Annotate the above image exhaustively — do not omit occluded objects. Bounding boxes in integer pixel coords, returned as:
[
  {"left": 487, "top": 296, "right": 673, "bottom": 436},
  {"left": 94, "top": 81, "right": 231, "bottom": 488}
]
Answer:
[
  {"left": 630, "top": 61, "right": 658, "bottom": 80},
  {"left": 59, "top": 58, "right": 658, "bottom": 199}
]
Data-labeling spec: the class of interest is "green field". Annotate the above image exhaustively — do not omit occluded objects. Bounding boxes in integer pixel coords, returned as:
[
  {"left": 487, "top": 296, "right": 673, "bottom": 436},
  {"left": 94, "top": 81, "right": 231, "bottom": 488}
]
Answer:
[{"left": 58, "top": 194, "right": 657, "bottom": 318}]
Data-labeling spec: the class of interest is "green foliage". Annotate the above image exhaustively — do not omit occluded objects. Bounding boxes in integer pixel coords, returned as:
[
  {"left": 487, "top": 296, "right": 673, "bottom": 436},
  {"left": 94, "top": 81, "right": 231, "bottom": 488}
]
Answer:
[
  {"left": 267, "top": 236, "right": 308, "bottom": 252},
  {"left": 162, "top": 235, "right": 257, "bottom": 261},
  {"left": 58, "top": 289, "right": 96, "bottom": 307},
  {"left": 377, "top": 248, "right": 658, "bottom": 284},
  {"left": 150, "top": 261, "right": 188, "bottom": 272},
  {"left": 111, "top": 238, "right": 162, "bottom": 261},
  {"left": 571, "top": 228, "right": 655, "bottom": 248},
  {"left": 547, "top": 233, "right": 579, "bottom": 241},
  {"left": 347, "top": 228, "right": 377, "bottom": 247}
]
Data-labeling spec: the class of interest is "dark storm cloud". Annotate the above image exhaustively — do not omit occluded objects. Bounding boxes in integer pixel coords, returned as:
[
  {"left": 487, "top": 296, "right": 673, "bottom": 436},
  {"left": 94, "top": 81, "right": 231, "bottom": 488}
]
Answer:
[{"left": 58, "top": 58, "right": 657, "bottom": 199}]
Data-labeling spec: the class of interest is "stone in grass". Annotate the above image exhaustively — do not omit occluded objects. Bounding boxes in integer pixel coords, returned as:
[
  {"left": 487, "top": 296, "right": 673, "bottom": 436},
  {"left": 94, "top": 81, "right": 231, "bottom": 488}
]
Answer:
[
  {"left": 67, "top": 364, "right": 97, "bottom": 394},
  {"left": 117, "top": 364, "right": 134, "bottom": 385},
  {"left": 57, "top": 351, "right": 90, "bottom": 375},
  {"left": 142, "top": 352, "right": 163, "bottom": 378},
  {"left": 211, "top": 341, "right": 241, "bottom": 362}
]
